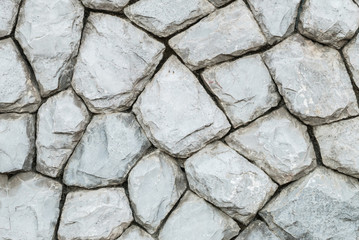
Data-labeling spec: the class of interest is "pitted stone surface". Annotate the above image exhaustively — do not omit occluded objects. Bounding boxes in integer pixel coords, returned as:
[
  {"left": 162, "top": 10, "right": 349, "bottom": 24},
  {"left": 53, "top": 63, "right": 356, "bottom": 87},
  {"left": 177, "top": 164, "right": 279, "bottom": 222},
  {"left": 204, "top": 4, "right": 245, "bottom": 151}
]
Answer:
[
  {"left": 117, "top": 226, "right": 154, "bottom": 240},
  {"left": 0, "top": 0, "right": 21, "bottom": 37},
  {"left": 235, "top": 220, "right": 281, "bottom": 240},
  {"left": 81, "top": 0, "right": 129, "bottom": 11},
  {"left": 343, "top": 34, "right": 359, "bottom": 88}
]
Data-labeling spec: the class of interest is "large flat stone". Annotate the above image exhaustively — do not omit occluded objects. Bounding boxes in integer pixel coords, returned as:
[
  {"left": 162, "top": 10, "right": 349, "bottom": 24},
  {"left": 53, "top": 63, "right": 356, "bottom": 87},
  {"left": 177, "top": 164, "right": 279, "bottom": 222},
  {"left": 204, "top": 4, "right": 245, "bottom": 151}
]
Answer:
[
  {"left": 117, "top": 226, "right": 154, "bottom": 240},
  {"left": 81, "top": 0, "right": 129, "bottom": 11},
  {"left": 0, "top": 0, "right": 21, "bottom": 37},
  {"left": 343, "top": 33, "right": 359, "bottom": 88}
]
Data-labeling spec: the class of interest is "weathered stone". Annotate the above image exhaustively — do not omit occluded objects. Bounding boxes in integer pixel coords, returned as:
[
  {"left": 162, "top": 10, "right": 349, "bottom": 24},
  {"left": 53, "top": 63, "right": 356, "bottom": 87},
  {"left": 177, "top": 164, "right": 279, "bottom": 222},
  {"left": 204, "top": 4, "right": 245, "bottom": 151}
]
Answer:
[
  {"left": 72, "top": 13, "right": 165, "bottom": 113},
  {"left": 185, "top": 141, "right": 277, "bottom": 224},
  {"left": 0, "top": 172, "right": 62, "bottom": 239},
  {"left": 36, "top": 89, "right": 90, "bottom": 178},
  {"left": 262, "top": 34, "right": 359, "bottom": 125},
  {"left": 117, "top": 226, "right": 154, "bottom": 240},
  {"left": 207, "top": 0, "right": 232, "bottom": 7},
  {"left": 63, "top": 112, "right": 151, "bottom": 188},
  {"left": 225, "top": 107, "right": 316, "bottom": 185},
  {"left": 201, "top": 54, "right": 280, "bottom": 128},
  {"left": 169, "top": 0, "right": 266, "bottom": 70},
  {"left": 0, "top": 0, "right": 21, "bottom": 37},
  {"left": 0, "top": 38, "right": 41, "bottom": 113},
  {"left": 298, "top": 0, "right": 359, "bottom": 49},
  {"left": 133, "top": 56, "right": 230, "bottom": 158},
  {"left": 235, "top": 220, "right": 281, "bottom": 240},
  {"left": 128, "top": 150, "right": 187, "bottom": 233},
  {"left": 0, "top": 113, "right": 35, "bottom": 173},
  {"left": 260, "top": 167, "right": 359, "bottom": 239},
  {"left": 343, "top": 34, "right": 359, "bottom": 88},
  {"left": 58, "top": 188, "right": 133, "bottom": 240},
  {"left": 81, "top": 0, "right": 129, "bottom": 11},
  {"left": 247, "top": 0, "right": 301, "bottom": 44},
  {"left": 159, "top": 191, "right": 240, "bottom": 240},
  {"left": 15, "top": 0, "right": 84, "bottom": 96}
]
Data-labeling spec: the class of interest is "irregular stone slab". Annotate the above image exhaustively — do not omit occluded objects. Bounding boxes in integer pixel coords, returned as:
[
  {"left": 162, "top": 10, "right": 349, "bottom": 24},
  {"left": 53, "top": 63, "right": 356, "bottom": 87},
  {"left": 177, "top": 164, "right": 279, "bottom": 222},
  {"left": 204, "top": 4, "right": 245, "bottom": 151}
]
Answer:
[
  {"left": 343, "top": 34, "right": 359, "bottom": 88},
  {"left": 0, "top": 113, "right": 35, "bottom": 173},
  {"left": 298, "top": 0, "right": 359, "bottom": 49},
  {"left": 63, "top": 112, "right": 151, "bottom": 188},
  {"left": 185, "top": 141, "right": 277, "bottom": 224},
  {"left": 15, "top": 0, "right": 84, "bottom": 96},
  {"left": 207, "top": 0, "right": 232, "bottom": 7},
  {"left": 235, "top": 220, "right": 281, "bottom": 240},
  {"left": 117, "top": 226, "right": 154, "bottom": 240},
  {"left": 260, "top": 167, "right": 359, "bottom": 239},
  {"left": 159, "top": 191, "right": 240, "bottom": 240},
  {"left": 128, "top": 150, "right": 187, "bottom": 233},
  {"left": 225, "top": 107, "right": 316, "bottom": 185},
  {"left": 133, "top": 56, "right": 230, "bottom": 158},
  {"left": 0, "top": 172, "right": 62, "bottom": 239},
  {"left": 169, "top": 0, "right": 266, "bottom": 70},
  {"left": 0, "top": 0, "right": 21, "bottom": 37},
  {"left": 262, "top": 34, "right": 359, "bottom": 125},
  {"left": 72, "top": 13, "right": 165, "bottom": 113},
  {"left": 247, "top": 0, "right": 301, "bottom": 44},
  {"left": 36, "top": 89, "right": 90, "bottom": 178},
  {"left": 201, "top": 54, "right": 280, "bottom": 128},
  {"left": 125, "top": 0, "right": 215, "bottom": 37},
  {"left": 0, "top": 38, "right": 41, "bottom": 113},
  {"left": 81, "top": 0, "right": 129, "bottom": 11},
  {"left": 58, "top": 188, "right": 133, "bottom": 240}
]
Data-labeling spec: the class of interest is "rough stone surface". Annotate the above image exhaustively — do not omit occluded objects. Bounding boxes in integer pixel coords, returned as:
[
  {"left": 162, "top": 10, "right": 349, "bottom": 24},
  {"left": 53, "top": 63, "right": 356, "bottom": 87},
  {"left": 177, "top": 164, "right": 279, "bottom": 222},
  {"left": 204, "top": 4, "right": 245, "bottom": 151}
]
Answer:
[
  {"left": 262, "top": 34, "right": 359, "bottom": 125},
  {"left": 207, "top": 0, "right": 232, "bottom": 7},
  {"left": 0, "top": 113, "right": 35, "bottom": 173},
  {"left": 159, "top": 191, "right": 240, "bottom": 240},
  {"left": 125, "top": 0, "right": 215, "bottom": 37},
  {"left": 63, "top": 112, "right": 151, "bottom": 188},
  {"left": 343, "top": 33, "right": 359, "bottom": 88},
  {"left": 81, "top": 0, "right": 129, "bottom": 11},
  {"left": 15, "top": 0, "right": 84, "bottom": 96},
  {"left": 0, "top": 172, "right": 62, "bottom": 240},
  {"left": 58, "top": 188, "right": 133, "bottom": 240},
  {"left": 36, "top": 89, "right": 90, "bottom": 178},
  {"left": 133, "top": 56, "right": 230, "bottom": 158},
  {"left": 72, "top": 13, "right": 165, "bottom": 113},
  {"left": 235, "top": 220, "right": 281, "bottom": 240},
  {"left": 226, "top": 107, "right": 316, "bottom": 185},
  {"left": 185, "top": 141, "right": 278, "bottom": 224},
  {"left": 260, "top": 167, "right": 359, "bottom": 239},
  {"left": 117, "top": 226, "right": 154, "bottom": 240},
  {"left": 201, "top": 54, "right": 280, "bottom": 128},
  {"left": 169, "top": 0, "right": 267, "bottom": 70},
  {"left": 0, "top": 0, "right": 21, "bottom": 37}
]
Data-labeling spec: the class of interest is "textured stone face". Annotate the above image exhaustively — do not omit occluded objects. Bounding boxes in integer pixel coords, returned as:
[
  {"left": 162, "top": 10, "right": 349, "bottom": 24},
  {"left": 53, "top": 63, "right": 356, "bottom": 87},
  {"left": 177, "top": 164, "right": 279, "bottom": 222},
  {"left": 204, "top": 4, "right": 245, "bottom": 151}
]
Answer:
[
  {"left": 0, "top": 113, "right": 35, "bottom": 173},
  {"left": 343, "top": 34, "right": 359, "bottom": 88},
  {"left": 262, "top": 34, "right": 359, "bottom": 125},
  {"left": 125, "top": 0, "right": 215, "bottom": 37},
  {"left": 0, "top": 0, "right": 21, "bottom": 37},
  {"left": 58, "top": 188, "right": 133, "bottom": 240},
  {"left": 117, "top": 226, "right": 154, "bottom": 240},
  {"left": 81, "top": 0, "right": 129, "bottom": 11},
  {"left": 159, "top": 191, "right": 240, "bottom": 240},
  {"left": 169, "top": 0, "right": 266, "bottom": 70},
  {"left": 235, "top": 220, "right": 281, "bottom": 240},
  {"left": 0, "top": 173, "right": 62, "bottom": 240},
  {"left": 185, "top": 141, "right": 278, "bottom": 224},
  {"left": 36, "top": 89, "right": 90, "bottom": 178},
  {"left": 133, "top": 56, "right": 230, "bottom": 158},
  {"left": 201, "top": 54, "right": 280, "bottom": 128},
  {"left": 207, "top": 0, "right": 232, "bottom": 7},
  {"left": 15, "top": 0, "right": 84, "bottom": 96},
  {"left": 72, "top": 13, "right": 165, "bottom": 113}
]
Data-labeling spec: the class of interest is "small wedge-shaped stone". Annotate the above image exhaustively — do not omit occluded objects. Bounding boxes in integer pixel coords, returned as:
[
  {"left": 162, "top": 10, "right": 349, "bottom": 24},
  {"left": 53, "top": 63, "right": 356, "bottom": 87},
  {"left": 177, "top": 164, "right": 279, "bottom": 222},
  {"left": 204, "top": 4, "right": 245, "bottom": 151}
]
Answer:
[
  {"left": 0, "top": 0, "right": 21, "bottom": 37},
  {"left": 207, "top": 0, "right": 232, "bottom": 7},
  {"left": 125, "top": 0, "right": 215, "bottom": 37},
  {"left": 72, "top": 13, "right": 165, "bottom": 113},
  {"left": 0, "top": 173, "right": 62, "bottom": 239},
  {"left": 0, "top": 38, "right": 41, "bottom": 113},
  {"left": 15, "top": 0, "right": 84, "bottom": 96},
  {"left": 226, "top": 107, "right": 316, "bottom": 185},
  {"left": 81, "top": 0, "right": 129, "bottom": 11},
  {"left": 133, "top": 56, "right": 230, "bottom": 158},
  {"left": 202, "top": 54, "right": 280, "bottom": 128},
  {"left": 63, "top": 112, "right": 151, "bottom": 188},
  {"left": 58, "top": 188, "right": 133, "bottom": 240},
  {"left": 36, "top": 89, "right": 90, "bottom": 178},
  {"left": 169, "top": 0, "right": 266, "bottom": 70},
  {"left": 159, "top": 191, "right": 240, "bottom": 240},
  {"left": 343, "top": 34, "right": 359, "bottom": 88},
  {"left": 260, "top": 167, "right": 359, "bottom": 239},
  {"left": 262, "top": 34, "right": 359, "bottom": 125},
  {"left": 0, "top": 113, "right": 35, "bottom": 173},
  {"left": 298, "top": 0, "right": 359, "bottom": 49},
  {"left": 117, "top": 226, "right": 154, "bottom": 240},
  {"left": 185, "top": 141, "right": 278, "bottom": 224},
  {"left": 235, "top": 220, "right": 281, "bottom": 240},
  {"left": 128, "top": 150, "right": 187, "bottom": 233}
]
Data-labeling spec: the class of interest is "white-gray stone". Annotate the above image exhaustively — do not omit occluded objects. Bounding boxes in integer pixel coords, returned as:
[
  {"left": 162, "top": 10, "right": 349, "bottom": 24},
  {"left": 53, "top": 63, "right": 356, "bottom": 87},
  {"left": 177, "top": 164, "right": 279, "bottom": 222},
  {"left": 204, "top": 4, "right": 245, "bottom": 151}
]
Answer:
[
  {"left": 128, "top": 150, "right": 187, "bottom": 233},
  {"left": 0, "top": 0, "right": 21, "bottom": 37},
  {"left": 58, "top": 188, "right": 133, "bottom": 240},
  {"left": 235, "top": 220, "right": 281, "bottom": 240},
  {"left": 81, "top": 0, "right": 129, "bottom": 11},
  {"left": 36, "top": 89, "right": 90, "bottom": 178},
  {"left": 169, "top": 0, "right": 267, "bottom": 70},
  {"left": 15, "top": 0, "right": 84, "bottom": 96},
  {"left": 0, "top": 172, "right": 62, "bottom": 240},
  {"left": 262, "top": 34, "right": 359, "bottom": 125},
  {"left": 185, "top": 141, "right": 278, "bottom": 224},
  {"left": 72, "top": 13, "right": 165, "bottom": 113},
  {"left": 133, "top": 56, "right": 230, "bottom": 158},
  {"left": 201, "top": 54, "right": 280, "bottom": 128},
  {"left": 159, "top": 191, "right": 240, "bottom": 240},
  {"left": 117, "top": 226, "right": 154, "bottom": 240},
  {"left": 207, "top": 0, "right": 232, "bottom": 7},
  {"left": 63, "top": 112, "right": 151, "bottom": 188},
  {"left": 343, "top": 33, "right": 359, "bottom": 88}
]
